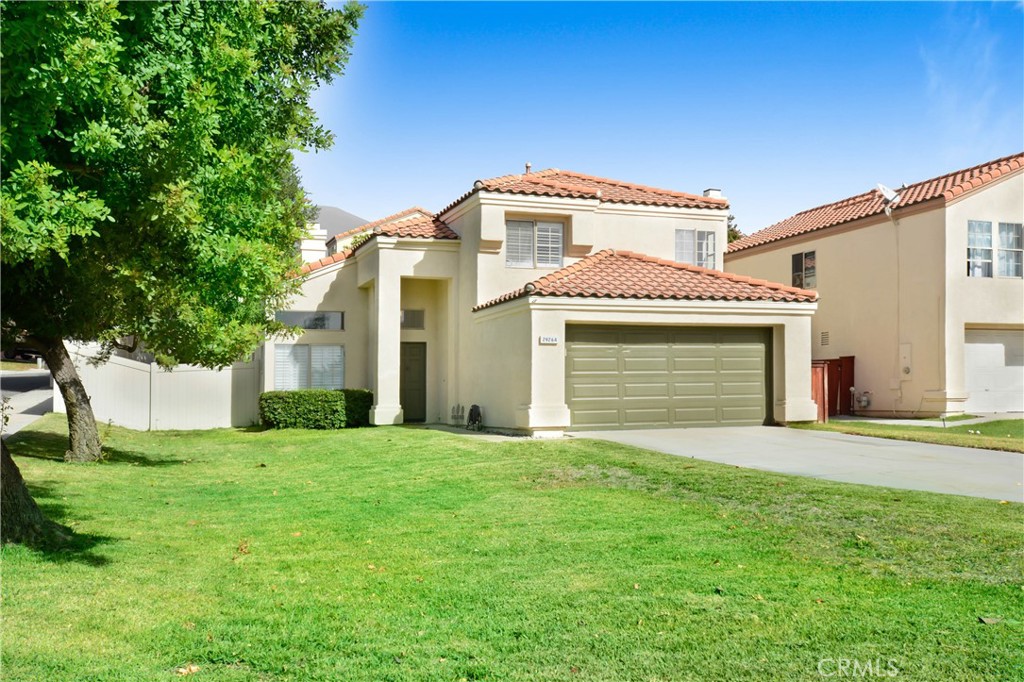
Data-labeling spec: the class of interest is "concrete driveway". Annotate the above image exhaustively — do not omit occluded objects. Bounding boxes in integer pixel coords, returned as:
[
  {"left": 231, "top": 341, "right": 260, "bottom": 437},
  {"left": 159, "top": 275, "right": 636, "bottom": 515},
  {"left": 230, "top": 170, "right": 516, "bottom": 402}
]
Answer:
[
  {"left": 576, "top": 426, "right": 1024, "bottom": 502},
  {"left": 1, "top": 370, "right": 52, "bottom": 436}
]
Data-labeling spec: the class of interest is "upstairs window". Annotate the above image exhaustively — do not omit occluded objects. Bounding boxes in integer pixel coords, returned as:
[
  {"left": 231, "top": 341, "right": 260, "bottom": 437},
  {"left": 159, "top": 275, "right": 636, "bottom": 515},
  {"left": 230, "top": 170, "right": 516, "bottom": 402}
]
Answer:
[
  {"left": 506, "top": 220, "right": 563, "bottom": 268},
  {"left": 792, "top": 251, "right": 816, "bottom": 288},
  {"left": 997, "top": 222, "right": 1023, "bottom": 278},
  {"left": 967, "top": 220, "right": 993, "bottom": 277},
  {"left": 675, "top": 229, "right": 716, "bottom": 269},
  {"left": 275, "top": 311, "right": 344, "bottom": 330}
]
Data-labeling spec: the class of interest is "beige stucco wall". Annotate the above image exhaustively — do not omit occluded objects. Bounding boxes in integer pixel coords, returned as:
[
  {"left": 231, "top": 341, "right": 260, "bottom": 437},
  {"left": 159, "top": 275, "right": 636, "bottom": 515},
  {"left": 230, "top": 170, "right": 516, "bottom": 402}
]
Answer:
[
  {"left": 472, "top": 192, "right": 729, "bottom": 307},
  {"left": 725, "top": 207, "right": 947, "bottom": 414},
  {"left": 942, "top": 172, "right": 1024, "bottom": 404},
  {"left": 726, "top": 171, "right": 1024, "bottom": 415},
  {"left": 263, "top": 258, "right": 370, "bottom": 393}
]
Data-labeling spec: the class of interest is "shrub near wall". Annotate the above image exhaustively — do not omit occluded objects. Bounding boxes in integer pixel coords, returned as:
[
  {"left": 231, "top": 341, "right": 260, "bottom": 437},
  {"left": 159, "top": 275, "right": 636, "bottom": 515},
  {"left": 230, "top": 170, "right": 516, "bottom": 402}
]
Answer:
[
  {"left": 341, "top": 389, "right": 373, "bottom": 427},
  {"left": 259, "top": 390, "right": 346, "bottom": 429}
]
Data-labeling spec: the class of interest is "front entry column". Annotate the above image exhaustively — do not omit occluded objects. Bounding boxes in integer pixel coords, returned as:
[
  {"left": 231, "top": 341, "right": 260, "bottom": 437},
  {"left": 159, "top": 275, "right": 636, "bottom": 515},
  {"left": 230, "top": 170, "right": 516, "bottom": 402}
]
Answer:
[{"left": 370, "top": 272, "right": 403, "bottom": 425}]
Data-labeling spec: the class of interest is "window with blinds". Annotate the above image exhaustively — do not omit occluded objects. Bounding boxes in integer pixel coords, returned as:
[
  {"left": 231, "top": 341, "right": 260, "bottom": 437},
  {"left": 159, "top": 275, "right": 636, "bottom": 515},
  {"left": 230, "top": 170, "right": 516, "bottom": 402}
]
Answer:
[
  {"left": 536, "top": 221, "right": 563, "bottom": 267},
  {"left": 505, "top": 220, "right": 536, "bottom": 268},
  {"left": 675, "top": 229, "right": 716, "bottom": 269},
  {"left": 506, "top": 220, "right": 563, "bottom": 268},
  {"left": 274, "top": 344, "right": 344, "bottom": 390},
  {"left": 401, "top": 309, "right": 425, "bottom": 329}
]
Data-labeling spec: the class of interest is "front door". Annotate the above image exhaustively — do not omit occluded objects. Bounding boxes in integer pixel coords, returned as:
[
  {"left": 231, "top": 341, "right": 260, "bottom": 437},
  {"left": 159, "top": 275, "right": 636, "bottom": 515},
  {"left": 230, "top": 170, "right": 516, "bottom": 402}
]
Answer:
[{"left": 400, "top": 342, "right": 427, "bottom": 423}]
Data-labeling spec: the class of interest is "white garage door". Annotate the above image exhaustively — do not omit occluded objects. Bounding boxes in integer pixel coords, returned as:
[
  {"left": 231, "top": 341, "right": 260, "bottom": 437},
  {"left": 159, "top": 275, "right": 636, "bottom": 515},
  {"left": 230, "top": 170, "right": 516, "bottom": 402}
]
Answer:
[{"left": 964, "top": 329, "right": 1024, "bottom": 413}]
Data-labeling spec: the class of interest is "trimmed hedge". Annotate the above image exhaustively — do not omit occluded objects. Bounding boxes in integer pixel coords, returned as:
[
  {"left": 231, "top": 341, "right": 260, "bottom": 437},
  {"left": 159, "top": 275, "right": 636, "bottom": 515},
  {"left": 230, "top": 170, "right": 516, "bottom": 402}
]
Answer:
[
  {"left": 259, "top": 389, "right": 376, "bottom": 429},
  {"left": 341, "top": 389, "right": 373, "bottom": 427}
]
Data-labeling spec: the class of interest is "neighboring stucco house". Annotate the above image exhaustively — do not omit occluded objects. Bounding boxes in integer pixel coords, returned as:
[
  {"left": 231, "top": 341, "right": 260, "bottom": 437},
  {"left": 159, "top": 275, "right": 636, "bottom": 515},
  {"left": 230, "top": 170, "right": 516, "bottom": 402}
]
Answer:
[
  {"left": 725, "top": 153, "right": 1024, "bottom": 416},
  {"left": 267, "top": 168, "right": 819, "bottom": 435}
]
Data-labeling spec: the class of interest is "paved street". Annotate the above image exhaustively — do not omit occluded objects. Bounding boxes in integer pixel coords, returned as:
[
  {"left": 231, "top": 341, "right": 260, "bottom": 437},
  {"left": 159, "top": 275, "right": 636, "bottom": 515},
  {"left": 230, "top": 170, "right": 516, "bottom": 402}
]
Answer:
[{"left": 1, "top": 370, "right": 52, "bottom": 436}]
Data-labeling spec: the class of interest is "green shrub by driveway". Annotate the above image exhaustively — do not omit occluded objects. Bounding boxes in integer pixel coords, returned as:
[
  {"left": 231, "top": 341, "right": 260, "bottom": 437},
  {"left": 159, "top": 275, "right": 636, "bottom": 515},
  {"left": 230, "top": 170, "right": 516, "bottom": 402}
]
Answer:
[{"left": 2, "top": 415, "right": 1021, "bottom": 681}]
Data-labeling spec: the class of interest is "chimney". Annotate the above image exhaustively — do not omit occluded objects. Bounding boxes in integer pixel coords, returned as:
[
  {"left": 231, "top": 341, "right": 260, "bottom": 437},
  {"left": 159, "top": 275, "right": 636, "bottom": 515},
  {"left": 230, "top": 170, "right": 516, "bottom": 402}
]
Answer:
[
  {"left": 525, "top": 162, "right": 532, "bottom": 174},
  {"left": 703, "top": 188, "right": 723, "bottom": 199},
  {"left": 299, "top": 222, "right": 329, "bottom": 263}
]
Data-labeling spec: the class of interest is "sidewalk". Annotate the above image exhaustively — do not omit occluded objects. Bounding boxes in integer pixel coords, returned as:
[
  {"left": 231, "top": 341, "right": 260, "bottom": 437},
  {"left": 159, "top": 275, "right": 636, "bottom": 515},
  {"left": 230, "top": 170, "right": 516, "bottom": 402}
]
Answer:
[{"left": 830, "top": 412, "right": 1021, "bottom": 428}]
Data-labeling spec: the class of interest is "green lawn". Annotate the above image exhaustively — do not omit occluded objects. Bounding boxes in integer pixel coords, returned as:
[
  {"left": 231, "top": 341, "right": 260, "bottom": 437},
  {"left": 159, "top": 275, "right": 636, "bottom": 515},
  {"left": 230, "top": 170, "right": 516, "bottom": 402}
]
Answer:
[
  {"left": 792, "top": 419, "right": 1024, "bottom": 453},
  {"left": 3, "top": 415, "right": 1022, "bottom": 681}
]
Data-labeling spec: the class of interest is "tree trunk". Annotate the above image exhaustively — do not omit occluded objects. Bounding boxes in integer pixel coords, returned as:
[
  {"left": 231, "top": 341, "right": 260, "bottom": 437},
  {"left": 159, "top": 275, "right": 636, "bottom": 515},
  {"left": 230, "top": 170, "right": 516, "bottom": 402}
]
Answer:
[
  {"left": 42, "top": 339, "right": 102, "bottom": 462},
  {"left": 1, "top": 440, "right": 68, "bottom": 545}
]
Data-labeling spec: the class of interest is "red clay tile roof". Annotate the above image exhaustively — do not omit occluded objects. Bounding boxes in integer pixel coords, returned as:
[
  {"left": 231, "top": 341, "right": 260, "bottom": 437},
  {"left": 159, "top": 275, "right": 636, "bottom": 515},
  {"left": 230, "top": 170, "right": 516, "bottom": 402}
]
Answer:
[
  {"left": 728, "top": 152, "right": 1024, "bottom": 254},
  {"left": 473, "top": 250, "right": 817, "bottom": 311},
  {"left": 375, "top": 213, "right": 459, "bottom": 240},
  {"left": 440, "top": 168, "right": 728, "bottom": 216},
  {"left": 301, "top": 210, "right": 458, "bottom": 275},
  {"left": 326, "top": 206, "right": 435, "bottom": 246}
]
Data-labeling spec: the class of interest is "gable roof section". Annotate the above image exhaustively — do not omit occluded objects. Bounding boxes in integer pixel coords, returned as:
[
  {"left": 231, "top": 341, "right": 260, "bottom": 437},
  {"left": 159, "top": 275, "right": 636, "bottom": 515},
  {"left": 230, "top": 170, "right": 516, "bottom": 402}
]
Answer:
[
  {"left": 728, "top": 152, "right": 1024, "bottom": 254},
  {"left": 302, "top": 210, "right": 458, "bottom": 276},
  {"left": 474, "top": 250, "right": 817, "bottom": 311},
  {"left": 440, "top": 168, "right": 728, "bottom": 216},
  {"left": 326, "top": 206, "right": 436, "bottom": 246}
]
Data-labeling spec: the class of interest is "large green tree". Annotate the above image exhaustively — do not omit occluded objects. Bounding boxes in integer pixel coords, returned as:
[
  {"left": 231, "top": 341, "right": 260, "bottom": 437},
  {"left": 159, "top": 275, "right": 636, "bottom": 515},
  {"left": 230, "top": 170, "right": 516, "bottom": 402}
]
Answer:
[{"left": 0, "top": 1, "right": 361, "bottom": 541}]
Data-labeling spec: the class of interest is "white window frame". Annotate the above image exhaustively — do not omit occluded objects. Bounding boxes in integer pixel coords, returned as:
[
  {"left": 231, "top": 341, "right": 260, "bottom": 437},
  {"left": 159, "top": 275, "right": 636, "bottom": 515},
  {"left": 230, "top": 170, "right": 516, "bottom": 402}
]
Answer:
[
  {"left": 967, "top": 220, "right": 994, "bottom": 278},
  {"left": 505, "top": 219, "right": 564, "bottom": 268},
  {"left": 792, "top": 251, "right": 816, "bottom": 288},
  {"left": 675, "top": 229, "right": 716, "bottom": 269},
  {"left": 274, "top": 343, "right": 345, "bottom": 391},
  {"left": 997, "top": 222, "right": 1023, "bottom": 278}
]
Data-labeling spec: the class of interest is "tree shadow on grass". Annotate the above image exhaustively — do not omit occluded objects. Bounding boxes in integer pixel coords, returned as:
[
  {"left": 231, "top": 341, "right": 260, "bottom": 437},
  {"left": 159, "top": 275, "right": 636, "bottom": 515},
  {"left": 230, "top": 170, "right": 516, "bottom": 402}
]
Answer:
[
  {"left": 11, "top": 478, "right": 114, "bottom": 567},
  {"left": 5, "top": 430, "right": 183, "bottom": 467}
]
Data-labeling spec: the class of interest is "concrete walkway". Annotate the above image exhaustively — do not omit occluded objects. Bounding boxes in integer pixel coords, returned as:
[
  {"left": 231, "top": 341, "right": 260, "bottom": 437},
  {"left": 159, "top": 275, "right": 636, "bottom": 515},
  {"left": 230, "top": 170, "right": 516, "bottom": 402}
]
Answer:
[
  {"left": 1, "top": 370, "right": 52, "bottom": 437},
  {"left": 831, "top": 412, "right": 1021, "bottom": 428},
  {"left": 576, "top": 426, "right": 1024, "bottom": 502}
]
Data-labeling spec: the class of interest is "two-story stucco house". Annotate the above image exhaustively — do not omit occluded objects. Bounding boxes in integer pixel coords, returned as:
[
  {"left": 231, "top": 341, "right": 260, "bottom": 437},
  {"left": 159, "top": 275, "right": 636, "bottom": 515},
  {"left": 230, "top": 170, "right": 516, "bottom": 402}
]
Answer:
[
  {"left": 725, "top": 153, "right": 1024, "bottom": 417},
  {"left": 266, "top": 168, "right": 820, "bottom": 435}
]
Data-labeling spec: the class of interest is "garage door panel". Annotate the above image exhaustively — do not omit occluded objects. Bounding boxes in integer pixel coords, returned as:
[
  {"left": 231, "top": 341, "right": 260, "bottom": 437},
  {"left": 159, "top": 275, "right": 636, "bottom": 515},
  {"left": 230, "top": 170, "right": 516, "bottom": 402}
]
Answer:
[
  {"left": 720, "top": 381, "right": 765, "bottom": 397},
  {"left": 623, "top": 382, "right": 670, "bottom": 398},
  {"left": 965, "top": 329, "right": 1024, "bottom": 412},
  {"left": 570, "top": 383, "right": 620, "bottom": 399},
  {"left": 569, "top": 357, "right": 620, "bottom": 374},
  {"left": 621, "top": 330, "right": 672, "bottom": 346},
  {"left": 672, "top": 381, "right": 717, "bottom": 397},
  {"left": 571, "top": 409, "right": 622, "bottom": 427},
  {"left": 622, "top": 356, "right": 670, "bottom": 373},
  {"left": 720, "top": 356, "right": 764, "bottom": 372},
  {"left": 672, "top": 357, "right": 717, "bottom": 371},
  {"left": 721, "top": 406, "right": 766, "bottom": 423},
  {"left": 623, "top": 408, "right": 671, "bottom": 425},
  {"left": 673, "top": 407, "right": 719, "bottom": 424},
  {"left": 567, "top": 325, "right": 770, "bottom": 429}
]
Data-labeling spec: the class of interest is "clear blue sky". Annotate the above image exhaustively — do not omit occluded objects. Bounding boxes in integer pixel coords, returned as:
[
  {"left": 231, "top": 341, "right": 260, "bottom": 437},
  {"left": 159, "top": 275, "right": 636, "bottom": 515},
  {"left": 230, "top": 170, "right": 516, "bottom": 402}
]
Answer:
[{"left": 294, "top": 1, "right": 1024, "bottom": 233}]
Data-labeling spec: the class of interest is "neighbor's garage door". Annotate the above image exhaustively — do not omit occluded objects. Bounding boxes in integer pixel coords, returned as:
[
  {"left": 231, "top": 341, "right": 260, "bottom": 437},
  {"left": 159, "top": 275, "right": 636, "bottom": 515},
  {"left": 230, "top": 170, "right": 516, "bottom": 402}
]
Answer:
[
  {"left": 964, "top": 329, "right": 1024, "bottom": 413},
  {"left": 566, "top": 325, "right": 771, "bottom": 429}
]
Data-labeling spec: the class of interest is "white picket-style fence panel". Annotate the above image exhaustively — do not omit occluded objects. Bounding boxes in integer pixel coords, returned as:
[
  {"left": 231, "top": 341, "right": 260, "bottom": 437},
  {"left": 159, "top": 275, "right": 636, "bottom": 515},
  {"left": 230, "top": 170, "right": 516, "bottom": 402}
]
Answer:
[{"left": 52, "top": 343, "right": 261, "bottom": 430}]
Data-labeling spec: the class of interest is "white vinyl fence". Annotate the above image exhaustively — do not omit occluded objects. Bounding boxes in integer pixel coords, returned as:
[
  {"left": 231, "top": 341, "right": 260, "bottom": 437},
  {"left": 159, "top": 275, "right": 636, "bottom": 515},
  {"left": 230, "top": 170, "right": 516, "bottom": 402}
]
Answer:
[{"left": 53, "top": 343, "right": 261, "bottom": 430}]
